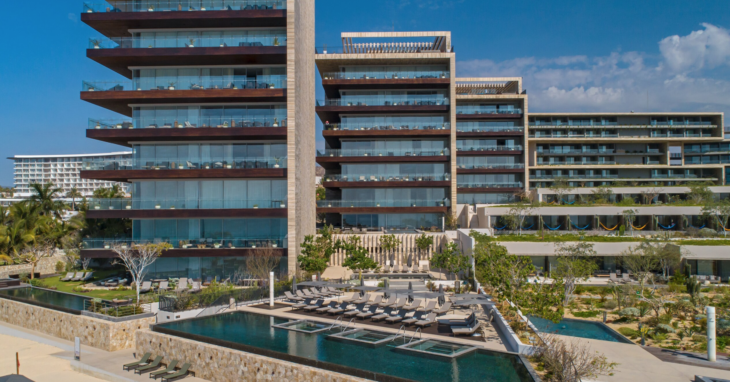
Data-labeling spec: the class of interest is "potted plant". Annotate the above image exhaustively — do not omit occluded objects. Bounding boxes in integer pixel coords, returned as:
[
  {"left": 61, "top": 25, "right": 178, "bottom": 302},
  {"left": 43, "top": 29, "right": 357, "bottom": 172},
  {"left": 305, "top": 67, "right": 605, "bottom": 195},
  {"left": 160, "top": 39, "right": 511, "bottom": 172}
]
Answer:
[
  {"left": 376, "top": 203, "right": 381, "bottom": 207},
  {"left": 273, "top": 118, "right": 279, "bottom": 127},
  {"left": 214, "top": 242, "right": 222, "bottom": 249},
  {"left": 251, "top": 243, "right": 257, "bottom": 248},
  {"left": 116, "top": 123, "right": 122, "bottom": 129},
  {"left": 440, "top": 72, "right": 446, "bottom": 78},
  {"left": 253, "top": 204, "right": 259, "bottom": 209},
  {"left": 104, "top": 243, "right": 110, "bottom": 249},
  {"left": 148, "top": 5, "right": 155, "bottom": 11},
  {"left": 170, "top": 205, "right": 175, "bottom": 210},
  {"left": 327, "top": 203, "right": 332, "bottom": 207},
  {"left": 168, "top": 82, "right": 176, "bottom": 90},
  {"left": 108, "top": 205, "right": 114, "bottom": 210},
  {"left": 91, "top": 39, "right": 101, "bottom": 49},
  {"left": 155, "top": 204, "right": 161, "bottom": 209},
  {"left": 200, "top": 5, "right": 206, "bottom": 10},
  {"left": 222, "top": 121, "right": 229, "bottom": 128},
  {"left": 94, "top": 204, "right": 100, "bottom": 210},
  {"left": 188, "top": 38, "right": 195, "bottom": 48},
  {"left": 274, "top": 157, "right": 281, "bottom": 168},
  {"left": 125, "top": 203, "right": 131, "bottom": 210},
  {"left": 280, "top": 202, "right": 286, "bottom": 208},
  {"left": 273, "top": 37, "right": 280, "bottom": 46},
  {"left": 272, "top": 243, "right": 278, "bottom": 248},
  {"left": 95, "top": 123, "right": 101, "bottom": 129}
]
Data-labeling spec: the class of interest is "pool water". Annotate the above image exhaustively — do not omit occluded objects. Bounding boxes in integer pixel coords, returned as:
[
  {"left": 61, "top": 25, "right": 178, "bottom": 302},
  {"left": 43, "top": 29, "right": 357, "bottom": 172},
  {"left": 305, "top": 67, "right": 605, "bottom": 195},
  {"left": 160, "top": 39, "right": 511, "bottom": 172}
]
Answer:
[
  {"left": 401, "top": 340, "right": 477, "bottom": 358},
  {"left": 157, "top": 312, "right": 535, "bottom": 382},
  {"left": 271, "top": 319, "right": 331, "bottom": 333},
  {"left": 528, "top": 315, "right": 632, "bottom": 343},
  {"left": 0, "top": 287, "right": 89, "bottom": 312}
]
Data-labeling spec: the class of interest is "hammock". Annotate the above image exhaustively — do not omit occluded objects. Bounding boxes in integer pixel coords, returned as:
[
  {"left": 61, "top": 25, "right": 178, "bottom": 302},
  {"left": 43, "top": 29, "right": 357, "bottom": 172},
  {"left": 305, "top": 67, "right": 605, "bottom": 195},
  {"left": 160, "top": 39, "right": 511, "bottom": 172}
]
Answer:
[
  {"left": 544, "top": 223, "right": 562, "bottom": 231},
  {"left": 571, "top": 222, "right": 591, "bottom": 230},
  {"left": 562, "top": 199, "right": 576, "bottom": 205},
  {"left": 631, "top": 223, "right": 648, "bottom": 230},
  {"left": 549, "top": 201, "right": 559, "bottom": 205},
  {"left": 718, "top": 219, "right": 730, "bottom": 232},
  {"left": 689, "top": 224, "right": 706, "bottom": 229},
  {"left": 657, "top": 223, "right": 676, "bottom": 230},
  {"left": 493, "top": 225, "right": 508, "bottom": 230},
  {"left": 599, "top": 222, "right": 618, "bottom": 231},
  {"left": 521, "top": 224, "right": 534, "bottom": 230}
]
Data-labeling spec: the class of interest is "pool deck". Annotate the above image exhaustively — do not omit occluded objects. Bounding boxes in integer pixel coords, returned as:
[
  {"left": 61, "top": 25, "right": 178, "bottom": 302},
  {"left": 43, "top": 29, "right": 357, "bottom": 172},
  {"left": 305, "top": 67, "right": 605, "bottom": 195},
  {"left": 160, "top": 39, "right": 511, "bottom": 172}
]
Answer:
[{"left": 236, "top": 301, "right": 510, "bottom": 352}]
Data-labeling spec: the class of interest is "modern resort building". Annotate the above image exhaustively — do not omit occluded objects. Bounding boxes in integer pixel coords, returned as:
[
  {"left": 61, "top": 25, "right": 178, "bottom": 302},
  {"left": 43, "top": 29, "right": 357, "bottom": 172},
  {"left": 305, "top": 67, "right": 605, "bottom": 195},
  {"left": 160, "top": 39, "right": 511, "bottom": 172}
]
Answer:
[{"left": 78, "top": 0, "right": 315, "bottom": 278}]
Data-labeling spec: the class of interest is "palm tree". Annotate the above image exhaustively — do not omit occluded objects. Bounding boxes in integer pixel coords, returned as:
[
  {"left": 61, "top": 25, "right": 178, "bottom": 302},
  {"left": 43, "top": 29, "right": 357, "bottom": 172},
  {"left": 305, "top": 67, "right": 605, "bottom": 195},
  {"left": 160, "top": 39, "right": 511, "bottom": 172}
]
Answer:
[
  {"left": 66, "top": 187, "right": 82, "bottom": 211},
  {"left": 29, "top": 182, "right": 66, "bottom": 218},
  {"left": 92, "top": 185, "right": 126, "bottom": 199}
]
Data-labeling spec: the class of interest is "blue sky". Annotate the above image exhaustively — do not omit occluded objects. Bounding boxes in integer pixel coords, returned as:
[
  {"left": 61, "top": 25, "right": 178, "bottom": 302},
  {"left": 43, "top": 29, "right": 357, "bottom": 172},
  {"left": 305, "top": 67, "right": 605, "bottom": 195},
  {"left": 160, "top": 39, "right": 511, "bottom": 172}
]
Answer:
[{"left": 0, "top": 0, "right": 729, "bottom": 186}]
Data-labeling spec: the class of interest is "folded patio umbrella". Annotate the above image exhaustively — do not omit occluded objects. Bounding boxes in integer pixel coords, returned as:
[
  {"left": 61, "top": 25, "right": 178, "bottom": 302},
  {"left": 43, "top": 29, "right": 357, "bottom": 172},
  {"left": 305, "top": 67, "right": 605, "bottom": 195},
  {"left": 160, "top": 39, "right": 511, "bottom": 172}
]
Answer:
[
  {"left": 453, "top": 299, "right": 495, "bottom": 307},
  {"left": 291, "top": 276, "right": 297, "bottom": 292}
]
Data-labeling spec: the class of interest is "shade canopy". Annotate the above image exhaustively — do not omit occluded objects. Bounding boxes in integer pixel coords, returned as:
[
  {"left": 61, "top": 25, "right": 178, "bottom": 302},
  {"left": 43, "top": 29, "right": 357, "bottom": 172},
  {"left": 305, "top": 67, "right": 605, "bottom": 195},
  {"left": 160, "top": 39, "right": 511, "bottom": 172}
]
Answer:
[
  {"left": 351, "top": 286, "right": 382, "bottom": 291},
  {"left": 411, "top": 291, "right": 446, "bottom": 299},
  {"left": 453, "top": 299, "right": 495, "bottom": 307},
  {"left": 451, "top": 293, "right": 491, "bottom": 299}
]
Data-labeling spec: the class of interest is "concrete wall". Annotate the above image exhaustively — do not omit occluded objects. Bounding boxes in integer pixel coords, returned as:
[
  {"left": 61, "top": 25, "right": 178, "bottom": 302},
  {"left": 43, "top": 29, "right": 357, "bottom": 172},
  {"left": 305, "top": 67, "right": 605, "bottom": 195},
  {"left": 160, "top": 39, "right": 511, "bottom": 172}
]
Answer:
[
  {"left": 0, "top": 255, "right": 66, "bottom": 278},
  {"left": 0, "top": 298, "right": 154, "bottom": 351},
  {"left": 327, "top": 233, "right": 450, "bottom": 266},
  {"left": 135, "top": 329, "right": 370, "bottom": 382}
]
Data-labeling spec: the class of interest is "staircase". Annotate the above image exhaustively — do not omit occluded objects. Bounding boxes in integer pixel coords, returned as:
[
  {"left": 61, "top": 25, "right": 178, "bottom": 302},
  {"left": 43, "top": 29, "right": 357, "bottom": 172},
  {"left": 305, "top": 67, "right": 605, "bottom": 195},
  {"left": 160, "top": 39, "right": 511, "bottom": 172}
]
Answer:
[{"left": 389, "top": 279, "right": 428, "bottom": 292}]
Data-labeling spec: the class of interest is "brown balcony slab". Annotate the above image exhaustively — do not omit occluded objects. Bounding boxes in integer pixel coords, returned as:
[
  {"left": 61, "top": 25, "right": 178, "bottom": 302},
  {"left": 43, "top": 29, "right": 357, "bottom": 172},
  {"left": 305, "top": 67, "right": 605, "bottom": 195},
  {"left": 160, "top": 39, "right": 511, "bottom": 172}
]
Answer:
[
  {"left": 88, "top": 46, "right": 287, "bottom": 78},
  {"left": 81, "top": 88, "right": 286, "bottom": 116},
  {"left": 456, "top": 113, "right": 522, "bottom": 120},
  {"left": 82, "top": 10, "right": 286, "bottom": 38},
  {"left": 87, "top": 127, "right": 286, "bottom": 147},
  {"left": 80, "top": 168, "right": 286, "bottom": 182},
  {"left": 316, "top": 105, "right": 449, "bottom": 123},
  {"left": 86, "top": 208, "right": 287, "bottom": 219},
  {"left": 321, "top": 78, "right": 450, "bottom": 98},
  {"left": 81, "top": 248, "right": 286, "bottom": 259},
  {"left": 316, "top": 206, "right": 448, "bottom": 214},
  {"left": 322, "top": 181, "right": 451, "bottom": 188}
]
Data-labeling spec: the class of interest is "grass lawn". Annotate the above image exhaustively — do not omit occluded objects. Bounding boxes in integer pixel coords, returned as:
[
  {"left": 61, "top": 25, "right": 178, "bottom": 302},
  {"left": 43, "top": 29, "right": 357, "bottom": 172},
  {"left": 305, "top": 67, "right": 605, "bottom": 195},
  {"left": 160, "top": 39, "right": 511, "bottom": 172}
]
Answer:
[
  {"left": 490, "top": 233, "right": 644, "bottom": 243},
  {"left": 40, "top": 270, "right": 137, "bottom": 300}
]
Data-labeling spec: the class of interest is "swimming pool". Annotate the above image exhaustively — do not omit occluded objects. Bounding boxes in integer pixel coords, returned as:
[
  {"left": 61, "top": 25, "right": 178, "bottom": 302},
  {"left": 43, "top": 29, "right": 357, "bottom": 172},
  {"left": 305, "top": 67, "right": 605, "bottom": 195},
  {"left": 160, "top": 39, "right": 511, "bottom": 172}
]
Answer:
[
  {"left": 528, "top": 315, "right": 632, "bottom": 344},
  {"left": 0, "top": 287, "right": 90, "bottom": 313},
  {"left": 155, "top": 312, "right": 537, "bottom": 382}
]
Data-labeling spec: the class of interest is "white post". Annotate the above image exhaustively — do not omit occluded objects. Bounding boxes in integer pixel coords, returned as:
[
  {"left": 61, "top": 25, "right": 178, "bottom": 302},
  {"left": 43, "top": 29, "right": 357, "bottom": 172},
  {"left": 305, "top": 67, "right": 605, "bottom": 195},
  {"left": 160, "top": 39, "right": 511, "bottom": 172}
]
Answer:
[
  {"left": 269, "top": 272, "right": 275, "bottom": 307},
  {"left": 707, "top": 306, "right": 716, "bottom": 362}
]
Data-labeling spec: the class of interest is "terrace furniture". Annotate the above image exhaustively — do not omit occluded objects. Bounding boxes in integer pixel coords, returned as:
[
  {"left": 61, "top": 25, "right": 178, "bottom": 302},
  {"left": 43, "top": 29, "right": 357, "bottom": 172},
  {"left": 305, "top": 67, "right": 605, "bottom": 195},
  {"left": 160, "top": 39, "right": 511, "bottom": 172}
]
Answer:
[
  {"left": 150, "top": 360, "right": 179, "bottom": 380},
  {"left": 432, "top": 302, "right": 452, "bottom": 315},
  {"left": 367, "top": 295, "right": 383, "bottom": 306},
  {"left": 302, "top": 289, "right": 320, "bottom": 298},
  {"left": 291, "top": 299, "right": 313, "bottom": 310},
  {"left": 326, "top": 302, "right": 351, "bottom": 315},
  {"left": 316, "top": 287, "right": 335, "bottom": 297},
  {"left": 296, "top": 290, "right": 310, "bottom": 299},
  {"left": 378, "top": 296, "right": 397, "bottom": 307},
  {"left": 158, "top": 281, "right": 169, "bottom": 292},
  {"left": 175, "top": 278, "right": 189, "bottom": 293},
  {"left": 371, "top": 307, "right": 395, "bottom": 322},
  {"left": 414, "top": 313, "right": 438, "bottom": 328},
  {"left": 419, "top": 260, "right": 431, "bottom": 273},
  {"left": 284, "top": 291, "right": 303, "bottom": 302},
  {"left": 190, "top": 281, "right": 202, "bottom": 293},
  {"left": 160, "top": 362, "right": 194, "bottom": 382},
  {"left": 139, "top": 281, "right": 152, "bottom": 294},
  {"left": 71, "top": 272, "right": 85, "bottom": 281},
  {"left": 356, "top": 305, "right": 380, "bottom": 319},
  {"left": 385, "top": 309, "right": 408, "bottom": 324},
  {"left": 621, "top": 274, "right": 631, "bottom": 282},
  {"left": 609, "top": 273, "right": 619, "bottom": 282},
  {"left": 135, "top": 356, "right": 163, "bottom": 374},
  {"left": 81, "top": 272, "right": 95, "bottom": 282},
  {"left": 402, "top": 311, "right": 427, "bottom": 326},
  {"left": 316, "top": 301, "right": 339, "bottom": 314},
  {"left": 326, "top": 286, "right": 342, "bottom": 296},
  {"left": 203, "top": 276, "right": 213, "bottom": 286},
  {"left": 343, "top": 303, "right": 367, "bottom": 318},
  {"left": 123, "top": 352, "right": 152, "bottom": 371},
  {"left": 420, "top": 301, "right": 437, "bottom": 313},
  {"left": 61, "top": 273, "right": 74, "bottom": 282},
  {"left": 342, "top": 293, "right": 360, "bottom": 303},
  {"left": 118, "top": 279, "right": 129, "bottom": 287},
  {"left": 389, "top": 297, "right": 407, "bottom": 309},
  {"left": 403, "top": 299, "right": 423, "bottom": 311},
  {"left": 303, "top": 299, "right": 326, "bottom": 311},
  {"left": 451, "top": 320, "right": 482, "bottom": 336},
  {"left": 353, "top": 293, "right": 371, "bottom": 305}
]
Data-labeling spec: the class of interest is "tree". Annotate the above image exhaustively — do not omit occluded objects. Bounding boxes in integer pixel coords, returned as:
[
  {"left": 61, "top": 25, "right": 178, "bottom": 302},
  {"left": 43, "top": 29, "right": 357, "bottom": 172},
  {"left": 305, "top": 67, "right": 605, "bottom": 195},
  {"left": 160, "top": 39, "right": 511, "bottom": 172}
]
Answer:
[
  {"left": 29, "top": 182, "right": 66, "bottom": 219},
  {"left": 93, "top": 185, "right": 126, "bottom": 199},
  {"left": 590, "top": 186, "right": 613, "bottom": 205},
  {"left": 379, "top": 234, "right": 401, "bottom": 269},
  {"left": 621, "top": 241, "right": 660, "bottom": 296},
  {"left": 297, "top": 225, "right": 341, "bottom": 278},
  {"left": 702, "top": 198, "right": 730, "bottom": 236},
  {"left": 686, "top": 183, "right": 713, "bottom": 205},
  {"left": 245, "top": 245, "right": 282, "bottom": 288},
  {"left": 429, "top": 242, "right": 469, "bottom": 280},
  {"left": 640, "top": 187, "right": 661, "bottom": 205},
  {"left": 536, "top": 334, "right": 616, "bottom": 382},
  {"left": 552, "top": 242, "right": 598, "bottom": 306},
  {"left": 341, "top": 236, "right": 378, "bottom": 280},
  {"left": 414, "top": 233, "right": 433, "bottom": 262},
  {"left": 549, "top": 177, "right": 574, "bottom": 205},
  {"left": 66, "top": 187, "right": 82, "bottom": 211},
  {"left": 316, "top": 186, "right": 326, "bottom": 201},
  {"left": 112, "top": 243, "right": 170, "bottom": 303},
  {"left": 621, "top": 209, "right": 637, "bottom": 237},
  {"left": 654, "top": 243, "right": 681, "bottom": 279},
  {"left": 503, "top": 204, "right": 534, "bottom": 235},
  {"left": 18, "top": 240, "right": 55, "bottom": 280}
]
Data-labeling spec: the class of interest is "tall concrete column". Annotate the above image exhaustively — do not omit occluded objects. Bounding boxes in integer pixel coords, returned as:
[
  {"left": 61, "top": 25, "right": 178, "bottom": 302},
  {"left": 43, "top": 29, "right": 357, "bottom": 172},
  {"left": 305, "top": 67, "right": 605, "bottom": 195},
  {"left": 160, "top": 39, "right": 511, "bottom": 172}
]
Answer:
[
  {"left": 707, "top": 306, "right": 716, "bottom": 362},
  {"left": 270, "top": 272, "right": 275, "bottom": 307}
]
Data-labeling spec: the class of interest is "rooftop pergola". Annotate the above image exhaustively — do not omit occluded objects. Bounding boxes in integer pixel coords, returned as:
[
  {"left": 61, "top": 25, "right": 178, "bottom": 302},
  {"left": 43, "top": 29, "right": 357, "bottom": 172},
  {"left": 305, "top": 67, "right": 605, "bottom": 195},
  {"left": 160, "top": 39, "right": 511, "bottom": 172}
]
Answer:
[
  {"left": 339, "top": 32, "right": 452, "bottom": 54},
  {"left": 455, "top": 77, "right": 522, "bottom": 95}
]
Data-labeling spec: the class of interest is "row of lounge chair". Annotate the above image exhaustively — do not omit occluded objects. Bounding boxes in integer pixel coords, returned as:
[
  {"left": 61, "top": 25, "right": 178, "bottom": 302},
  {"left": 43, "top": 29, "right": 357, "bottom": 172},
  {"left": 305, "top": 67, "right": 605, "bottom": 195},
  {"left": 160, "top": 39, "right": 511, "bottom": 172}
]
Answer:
[
  {"left": 60, "top": 272, "right": 94, "bottom": 282},
  {"left": 123, "top": 352, "right": 194, "bottom": 381}
]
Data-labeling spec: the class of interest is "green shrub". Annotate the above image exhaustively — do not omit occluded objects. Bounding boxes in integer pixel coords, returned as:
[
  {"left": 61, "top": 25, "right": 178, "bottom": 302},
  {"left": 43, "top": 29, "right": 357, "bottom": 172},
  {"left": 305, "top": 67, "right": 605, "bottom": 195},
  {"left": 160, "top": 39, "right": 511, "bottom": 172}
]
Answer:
[
  {"left": 668, "top": 284, "right": 687, "bottom": 293},
  {"left": 692, "top": 334, "right": 707, "bottom": 343},
  {"left": 651, "top": 332, "right": 668, "bottom": 342},
  {"left": 619, "top": 307, "right": 640, "bottom": 317},
  {"left": 603, "top": 300, "right": 617, "bottom": 310},
  {"left": 55, "top": 261, "right": 65, "bottom": 273},
  {"left": 618, "top": 327, "right": 639, "bottom": 339},
  {"left": 717, "top": 336, "right": 729, "bottom": 351},
  {"left": 574, "top": 285, "right": 586, "bottom": 295},
  {"left": 19, "top": 272, "right": 30, "bottom": 283},
  {"left": 669, "top": 269, "right": 687, "bottom": 285},
  {"left": 573, "top": 310, "right": 600, "bottom": 318},
  {"left": 29, "top": 279, "right": 47, "bottom": 288},
  {"left": 619, "top": 225, "right": 626, "bottom": 236},
  {"left": 656, "top": 324, "right": 676, "bottom": 333},
  {"left": 658, "top": 314, "right": 673, "bottom": 324}
]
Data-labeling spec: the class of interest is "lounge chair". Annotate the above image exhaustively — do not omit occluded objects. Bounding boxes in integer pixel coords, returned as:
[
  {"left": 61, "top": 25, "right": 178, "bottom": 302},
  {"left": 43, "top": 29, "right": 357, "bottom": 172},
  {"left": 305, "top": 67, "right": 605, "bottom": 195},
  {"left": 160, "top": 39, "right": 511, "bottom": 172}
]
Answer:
[
  {"left": 403, "top": 299, "right": 423, "bottom": 311},
  {"left": 342, "top": 293, "right": 360, "bottom": 303},
  {"left": 316, "top": 287, "right": 335, "bottom": 297},
  {"left": 621, "top": 273, "right": 630, "bottom": 282},
  {"left": 419, "top": 260, "right": 430, "bottom": 273},
  {"left": 81, "top": 272, "right": 94, "bottom": 282},
  {"left": 301, "top": 289, "right": 319, "bottom": 298},
  {"left": 291, "top": 299, "right": 313, "bottom": 310},
  {"left": 316, "top": 301, "right": 339, "bottom": 313},
  {"left": 150, "top": 360, "right": 178, "bottom": 380},
  {"left": 420, "top": 301, "right": 437, "bottom": 312},
  {"left": 285, "top": 291, "right": 304, "bottom": 302},
  {"left": 385, "top": 309, "right": 408, "bottom": 324},
  {"left": 402, "top": 311, "right": 427, "bottom": 326},
  {"left": 123, "top": 352, "right": 152, "bottom": 371},
  {"left": 296, "top": 290, "right": 310, "bottom": 299},
  {"left": 432, "top": 302, "right": 452, "bottom": 315},
  {"left": 415, "top": 313, "right": 438, "bottom": 328},
  {"left": 609, "top": 272, "right": 618, "bottom": 282},
  {"left": 356, "top": 305, "right": 380, "bottom": 319},
  {"left": 139, "top": 281, "right": 152, "bottom": 294},
  {"left": 343, "top": 303, "right": 367, "bottom": 318},
  {"left": 118, "top": 279, "right": 128, "bottom": 287},
  {"left": 175, "top": 279, "right": 189, "bottom": 293},
  {"left": 353, "top": 293, "right": 371, "bottom": 304},
  {"left": 451, "top": 320, "right": 482, "bottom": 336},
  {"left": 368, "top": 295, "right": 383, "bottom": 306},
  {"left": 160, "top": 362, "right": 193, "bottom": 382},
  {"left": 71, "top": 272, "right": 85, "bottom": 281},
  {"left": 158, "top": 281, "right": 169, "bottom": 292},
  {"left": 378, "top": 296, "right": 397, "bottom": 307},
  {"left": 60, "top": 272, "right": 74, "bottom": 282},
  {"left": 191, "top": 281, "right": 202, "bottom": 293},
  {"left": 203, "top": 276, "right": 213, "bottom": 286},
  {"left": 371, "top": 307, "right": 395, "bottom": 322},
  {"left": 389, "top": 297, "right": 407, "bottom": 309},
  {"left": 303, "top": 299, "right": 326, "bottom": 311},
  {"left": 134, "top": 355, "right": 163, "bottom": 374},
  {"left": 326, "top": 302, "right": 351, "bottom": 315},
  {"left": 326, "top": 286, "right": 342, "bottom": 296}
]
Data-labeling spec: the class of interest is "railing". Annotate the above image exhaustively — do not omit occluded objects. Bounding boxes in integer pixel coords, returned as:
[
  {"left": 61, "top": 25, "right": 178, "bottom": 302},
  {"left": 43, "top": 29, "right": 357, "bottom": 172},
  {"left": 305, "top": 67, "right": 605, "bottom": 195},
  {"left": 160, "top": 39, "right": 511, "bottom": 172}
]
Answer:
[
  {"left": 684, "top": 146, "right": 730, "bottom": 154},
  {"left": 529, "top": 122, "right": 714, "bottom": 128},
  {"left": 159, "top": 284, "right": 287, "bottom": 314},
  {"left": 531, "top": 174, "right": 618, "bottom": 179},
  {"left": 88, "top": 116, "right": 286, "bottom": 130},
  {"left": 315, "top": 43, "right": 450, "bottom": 54},
  {"left": 317, "top": 200, "right": 448, "bottom": 208},
  {"left": 456, "top": 146, "right": 523, "bottom": 152},
  {"left": 324, "top": 123, "right": 449, "bottom": 131},
  {"left": 82, "top": 237, "right": 287, "bottom": 249},
  {"left": 456, "top": 125, "right": 523, "bottom": 133},
  {"left": 322, "top": 71, "right": 448, "bottom": 80},
  {"left": 317, "top": 149, "right": 448, "bottom": 157},
  {"left": 456, "top": 107, "right": 521, "bottom": 115},
  {"left": 535, "top": 161, "right": 617, "bottom": 165},
  {"left": 83, "top": 0, "right": 286, "bottom": 13},
  {"left": 89, "top": 32, "right": 285, "bottom": 49},
  {"left": 88, "top": 198, "right": 287, "bottom": 210},
  {"left": 81, "top": 157, "right": 286, "bottom": 170},
  {"left": 537, "top": 149, "right": 614, "bottom": 154},
  {"left": 457, "top": 164, "right": 524, "bottom": 169},
  {"left": 83, "top": 76, "right": 286, "bottom": 91},
  {"left": 83, "top": 298, "right": 152, "bottom": 318},
  {"left": 323, "top": 174, "right": 450, "bottom": 182},
  {"left": 317, "top": 97, "right": 449, "bottom": 107},
  {"left": 529, "top": 133, "right": 619, "bottom": 138},
  {"left": 457, "top": 182, "right": 523, "bottom": 188}
]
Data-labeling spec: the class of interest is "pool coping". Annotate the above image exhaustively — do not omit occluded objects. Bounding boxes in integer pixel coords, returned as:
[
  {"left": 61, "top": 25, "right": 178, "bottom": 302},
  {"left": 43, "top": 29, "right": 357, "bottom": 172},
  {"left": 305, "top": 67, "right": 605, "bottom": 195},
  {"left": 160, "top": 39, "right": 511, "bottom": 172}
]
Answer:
[
  {"left": 0, "top": 285, "right": 85, "bottom": 315},
  {"left": 152, "top": 310, "right": 543, "bottom": 382},
  {"left": 271, "top": 319, "right": 334, "bottom": 333},
  {"left": 395, "top": 339, "right": 480, "bottom": 359},
  {"left": 327, "top": 327, "right": 401, "bottom": 346},
  {"left": 529, "top": 316, "right": 634, "bottom": 344}
]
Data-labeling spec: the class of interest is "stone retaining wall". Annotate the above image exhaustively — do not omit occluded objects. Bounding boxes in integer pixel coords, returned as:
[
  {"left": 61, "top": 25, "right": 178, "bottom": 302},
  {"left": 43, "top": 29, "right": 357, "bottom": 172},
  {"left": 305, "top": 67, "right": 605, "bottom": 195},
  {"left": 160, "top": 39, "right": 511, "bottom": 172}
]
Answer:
[
  {"left": 135, "top": 330, "right": 370, "bottom": 382},
  {"left": 0, "top": 298, "right": 154, "bottom": 351},
  {"left": 0, "top": 255, "right": 66, "bottom": 278}
]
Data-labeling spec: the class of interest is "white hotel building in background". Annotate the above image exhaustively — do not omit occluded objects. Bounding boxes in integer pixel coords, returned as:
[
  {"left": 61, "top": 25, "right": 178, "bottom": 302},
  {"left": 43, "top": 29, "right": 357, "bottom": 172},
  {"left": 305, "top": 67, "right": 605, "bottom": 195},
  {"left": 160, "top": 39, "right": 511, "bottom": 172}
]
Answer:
[{"left": 8, "top": 152, "right": 132, "bottom": 198}]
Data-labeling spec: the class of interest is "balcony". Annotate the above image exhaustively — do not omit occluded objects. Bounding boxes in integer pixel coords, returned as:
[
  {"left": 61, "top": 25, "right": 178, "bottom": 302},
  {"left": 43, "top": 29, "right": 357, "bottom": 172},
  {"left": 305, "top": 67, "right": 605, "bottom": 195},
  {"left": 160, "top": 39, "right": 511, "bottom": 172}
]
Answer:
[
  {"left": 322, "top": 71, "right": 448, "bottom": 80},
  {"left": 456, "top": 107, "right": 522, "bottom": 119},
  {"left": 322, "top": 173, "right": 451, "bottom": 188},
  {"left": 320, "top": 71, "right": 450, "bottom": 94},
  {"left": 531, "top": 174, "right": 618, "bottom": 180},
  {"left": 317, "top": 149, "right": 448, "bottom": 158},
  {"left": 317, "top": 97, "right": 449, "bottom": 107},
  {"left": 457, "top": 182, "right": 523, "bottom": 189},
  {"left": 84, "top": 76, "right": 286, "bottom": 92},
  {"left": 535, "top": 161, "right": 618, "bottom": 166},
  {"left": 82, "top": 237, "right": 286, "bottom": 250},
  {"left": 456, "top": 146, "right": 523, "bottom": 154},
  {"left": 83, "top": 1, "right": 286, "bottom": 13},
  {"left": 316, "top": 200, "right": 449, "bottom": 213},
  {"left": 456, "top": 125, "right": 523, "bottom": 134},
  {"left": 86, "top": 198, "right": 287, "bottom": 218},
  {"left": 324, "top": 122, "right": 449, "bottom": 131},
  {"left": 457, "top": 163, "right": 524, "bottom": 170}
]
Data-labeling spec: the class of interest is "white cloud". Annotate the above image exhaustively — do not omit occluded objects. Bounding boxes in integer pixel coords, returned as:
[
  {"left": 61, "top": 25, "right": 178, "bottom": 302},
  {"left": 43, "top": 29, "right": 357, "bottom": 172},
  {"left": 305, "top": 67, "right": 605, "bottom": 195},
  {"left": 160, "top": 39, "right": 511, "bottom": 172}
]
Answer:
[{"left": 457, "top": 23, "right": 730, "bottom": 117}]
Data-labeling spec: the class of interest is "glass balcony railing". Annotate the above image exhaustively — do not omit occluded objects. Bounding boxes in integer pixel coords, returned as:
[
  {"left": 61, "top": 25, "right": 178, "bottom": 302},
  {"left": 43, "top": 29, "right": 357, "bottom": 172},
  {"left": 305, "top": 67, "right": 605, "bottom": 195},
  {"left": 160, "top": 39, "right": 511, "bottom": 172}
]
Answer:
[
  {"left": 317, "top": 96, "right": 449, "bottom": 107},
  {"left": 456, "top": 146, "right": 522, "bottom": 152},
  {"left": 457, "top": 182, "right": 523, "bottom": 188},
  {"left": 81, "top": 157, "right": 286, "bottom": 170},
  {"left": 317, "top": 200, "right": 448, "bottom": 208},
  {"left": 651, "top": 120, "right": 713, "bottom": 126},
  {"left": 323, "top": 173, "right": 450, "bottom": 182},
  {"left": 322, "top": 71, "right": 449, "bottom": 80},
  {"left": 324, "top": 122, "right": 450, "bottom": 131},
  {"left": 531, "top": 174, "right": 619, "bottom": 180},
  {"left": 535, "top": 161, "right": 618, "bottom": 166},
  {"left": 684, "top": 146, "right": 730, "bottom": 154},
  {"left": 82, "top": 237, "right": 286, "bottom": 249},
  {"left": 456, "top": 164, "right": 524, "bottom": 170},
  {"left": 88, "top": 198, "right": 287, "bottom": 210},
  {"left": 88, "top": 116, "right": 286, "bottom": 130},
  {"left": 537, "top": 149, "right": 614, "bottom": 155},
  {"left": 82, "top": 76, "right": 286, "bottom": 92},
  {"left": 456, "top": 106, "right": 521, "bottom": 115},
  {"left": 83, "top": 1, "right": 285, "bottom": 13},
  {"left": 456, "top": 125, "right": 523, "bottom": 133},
  {"left": 317, "top": 149, "right": 448, "bottom": 157},
  {"left": 529, "top": 133, "right": 619, "bottom": 138},
  {"left": 89, "top": 32, "right": 285, "bottom": 49}
]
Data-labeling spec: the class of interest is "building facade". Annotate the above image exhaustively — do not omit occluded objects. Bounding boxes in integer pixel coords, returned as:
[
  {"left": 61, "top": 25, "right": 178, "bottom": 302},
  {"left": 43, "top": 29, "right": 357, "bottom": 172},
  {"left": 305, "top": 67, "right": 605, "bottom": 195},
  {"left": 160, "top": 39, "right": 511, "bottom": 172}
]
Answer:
[
  {"left": 78, "top": 0, "right": 315, "bottom": 278},
  {"left": 9, "top": 152, "right": 132, "bottom": 197}
]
